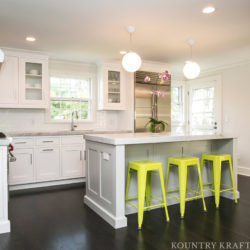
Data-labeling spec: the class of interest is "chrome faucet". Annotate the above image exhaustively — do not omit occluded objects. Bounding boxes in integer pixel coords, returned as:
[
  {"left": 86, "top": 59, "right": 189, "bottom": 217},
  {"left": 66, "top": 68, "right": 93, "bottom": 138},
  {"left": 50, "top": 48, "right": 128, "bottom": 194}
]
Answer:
[{"left": 71, "top": 111, "right": 79, "bottom": 131}]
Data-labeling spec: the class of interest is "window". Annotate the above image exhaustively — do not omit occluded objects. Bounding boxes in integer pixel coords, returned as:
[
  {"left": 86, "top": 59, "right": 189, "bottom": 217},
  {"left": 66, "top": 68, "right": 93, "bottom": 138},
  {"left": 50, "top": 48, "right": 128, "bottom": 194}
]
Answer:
[
  {"left": 49, "top": 77, "right": 92, "bottom": 121},
  {"left": 171, "top": 86, "right": 184, "bottom": 123}
]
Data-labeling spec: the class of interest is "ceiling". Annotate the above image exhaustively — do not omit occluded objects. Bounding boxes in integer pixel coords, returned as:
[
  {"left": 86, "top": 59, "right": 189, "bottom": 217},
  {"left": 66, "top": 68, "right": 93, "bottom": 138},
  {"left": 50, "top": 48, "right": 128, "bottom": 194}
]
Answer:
[{"left": 1, "top": 0, "right": 250, "bottom": 72}]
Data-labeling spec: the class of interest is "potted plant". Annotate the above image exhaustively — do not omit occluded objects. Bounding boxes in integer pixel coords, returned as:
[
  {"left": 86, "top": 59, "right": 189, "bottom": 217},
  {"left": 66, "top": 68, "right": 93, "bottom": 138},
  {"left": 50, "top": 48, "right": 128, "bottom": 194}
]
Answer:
[{"left": 145, "top": 117, "right": 168, "bottom": 133}]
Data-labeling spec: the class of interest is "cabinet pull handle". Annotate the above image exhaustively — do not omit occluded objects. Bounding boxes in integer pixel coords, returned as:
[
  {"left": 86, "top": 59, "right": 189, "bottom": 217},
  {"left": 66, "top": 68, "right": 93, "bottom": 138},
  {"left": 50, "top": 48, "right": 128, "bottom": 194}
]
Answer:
[
  {"left": 80, "top": 151, "right": 82, "bottom": 161},
  {"left": 15, "top": 142, "right": 26, "bottom": 144},
  {"left": 42, "top": 141, "right": 54, "bottom": 143},
  {"left": 84, "top": 150, "right": 86, "bottom": 160},
  {"left": 30, "top": 154, "right": 32, "bottom": 164},
  {"left": 42, "top": 149, "right": 54, "bottom": 152}
]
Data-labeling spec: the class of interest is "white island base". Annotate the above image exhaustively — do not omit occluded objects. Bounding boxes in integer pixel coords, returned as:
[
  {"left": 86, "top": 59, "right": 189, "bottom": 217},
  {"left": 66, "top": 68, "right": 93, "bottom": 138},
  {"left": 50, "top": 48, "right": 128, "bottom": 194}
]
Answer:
[
  {"left": 84, "top": 133, "right": 239, "bottom": 229},
  {"left": 0, "top": 140, "right": 11, "bottom": 234}
]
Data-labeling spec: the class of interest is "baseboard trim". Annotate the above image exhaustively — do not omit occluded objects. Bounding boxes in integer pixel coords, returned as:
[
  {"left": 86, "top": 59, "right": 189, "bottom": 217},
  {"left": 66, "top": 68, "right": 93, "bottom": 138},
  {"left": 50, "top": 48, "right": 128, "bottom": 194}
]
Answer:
[
  {"left": 238, "top": 166, "right": 250, "bottom": 177},
  {"left": 84, "top": 195, "right": 127, "bottom": 229},
  {"left": 9, "top": 178, "right": 86, "bottom": 191},
  {"left": 0, "top": 220, "right": 10, "bottom": 234}
]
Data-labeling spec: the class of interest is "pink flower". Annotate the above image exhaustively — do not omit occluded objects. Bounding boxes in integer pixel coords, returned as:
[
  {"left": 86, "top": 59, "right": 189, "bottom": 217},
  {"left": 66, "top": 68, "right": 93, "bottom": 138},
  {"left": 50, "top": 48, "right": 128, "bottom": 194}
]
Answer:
[
  {"left": 159, "top": 70, "right": 170, "bottom": 81},
  {"left": 144, "top": 76, "right": 151, "bottom": 82},
  {"left": 153, "top": 91, "right": 164, "bottom": 97}
]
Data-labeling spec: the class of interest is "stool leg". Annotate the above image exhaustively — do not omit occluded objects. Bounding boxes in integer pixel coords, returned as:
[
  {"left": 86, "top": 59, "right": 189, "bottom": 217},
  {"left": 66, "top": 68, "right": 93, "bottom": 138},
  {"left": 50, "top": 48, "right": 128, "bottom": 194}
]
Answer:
[
  {"left": 178, "top": 163, "right": 187, "bottom": 218},
  {"left": 125, "top": 166, "right": 131, "bottom": 202},
  {"left": 213, "top": 159, "right": 221, "bottom": 208},
  {"left": 158, "top": 167, "right": 170, "bottom": 221},
  {"left": 228, "top": 158, "right": 238, "bottom": 204},
  {"left": 137, "top": 169, "right": 147, "bottom": 229},
  {"left": 146, "top": 172, "right": 152, "bottom": 210},
  {"left": 165, "top": 162, "right": 171, "bottom": 191},
  {"left": 196, "top": 156, "right": 204, "bottom": 198},
  {"left": 196, "top": 160, "right": 207, "bottom": 212}
]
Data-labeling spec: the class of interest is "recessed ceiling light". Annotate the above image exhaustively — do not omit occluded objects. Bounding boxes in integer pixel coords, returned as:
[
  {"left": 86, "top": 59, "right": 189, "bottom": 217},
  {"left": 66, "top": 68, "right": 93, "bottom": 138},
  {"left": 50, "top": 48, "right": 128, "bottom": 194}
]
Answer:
[
  {"left": 120, "top": 51, "right": 127, "bottom": 55},
  {"left": 202, "top": 6, "right": 215, "bottom": 14},
  {"left": 26, "top": 36, "right": 36, "bottom": 42}
]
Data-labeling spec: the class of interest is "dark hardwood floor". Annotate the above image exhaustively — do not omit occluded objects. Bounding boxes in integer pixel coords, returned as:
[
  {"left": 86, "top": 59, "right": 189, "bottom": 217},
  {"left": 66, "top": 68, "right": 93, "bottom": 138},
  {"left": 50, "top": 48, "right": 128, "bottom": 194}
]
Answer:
[{"left": 0, "top": 175, "right": 250, "bottom": 250}]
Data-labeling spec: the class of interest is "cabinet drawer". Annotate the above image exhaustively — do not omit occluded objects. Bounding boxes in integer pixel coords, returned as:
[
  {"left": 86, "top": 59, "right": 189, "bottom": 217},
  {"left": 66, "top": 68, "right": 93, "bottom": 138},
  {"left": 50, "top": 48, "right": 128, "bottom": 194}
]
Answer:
[
  {"left": 61, "top": 135, "right": 84, "bottom": 145},
  {"left": 13, "top": 137, "right": 34, "bottom": 148},
  {"left": 36, "top": 136, "right": 60, "bottom": 146}
]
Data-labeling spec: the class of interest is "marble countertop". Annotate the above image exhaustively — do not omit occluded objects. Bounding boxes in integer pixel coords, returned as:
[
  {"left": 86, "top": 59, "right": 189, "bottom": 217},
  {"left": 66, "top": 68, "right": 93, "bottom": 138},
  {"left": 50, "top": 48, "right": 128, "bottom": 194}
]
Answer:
[
  {"left": 84, "top": 132, "right": 236, "bottom": 145},
  {"left": 6, "top": 130, "right": 132, "bottom": 137}
]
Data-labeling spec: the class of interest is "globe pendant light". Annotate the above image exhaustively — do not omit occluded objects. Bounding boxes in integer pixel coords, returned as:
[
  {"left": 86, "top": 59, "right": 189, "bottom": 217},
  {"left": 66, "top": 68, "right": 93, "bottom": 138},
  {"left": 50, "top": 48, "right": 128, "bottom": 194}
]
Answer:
[
  {"left": 183, "top": 40, "right": 200, "bottom": 79},
  {"left": 122, "top": 26, "right": 142, "bottom": 73}
]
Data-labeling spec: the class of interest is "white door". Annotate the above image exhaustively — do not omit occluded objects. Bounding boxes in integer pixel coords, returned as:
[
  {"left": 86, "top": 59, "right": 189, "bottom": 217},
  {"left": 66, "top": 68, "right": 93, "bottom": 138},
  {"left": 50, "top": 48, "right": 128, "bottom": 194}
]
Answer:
[
  {"left": 61, "top": 145, "right": 84, "bottom": 178},
  {"left": 35, "top": 147, "right": 60, "bottom": 181},
  {"left": 188, "top": 76, "right": 221, "bottom": 134},
  {"left": 0, "top": 56, "right": 19, "bottom": 105},
  {"left": 9, "top": 149, "right": 34, "bottom": 185}
]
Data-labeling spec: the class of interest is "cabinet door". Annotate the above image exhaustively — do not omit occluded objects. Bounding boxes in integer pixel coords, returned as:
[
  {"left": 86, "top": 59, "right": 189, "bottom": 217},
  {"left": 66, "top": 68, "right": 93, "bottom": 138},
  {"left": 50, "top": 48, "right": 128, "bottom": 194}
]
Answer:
[
  {"left": 99, "top": 65, "right": 126, "bottom": 110},
  {"left": 9, "top": 148, "right": 34, "bottom": 185},
  {"left": 0, "top": 55, "right": 19, "bottom": 105},
  {"left": 19, "top": 58, "right": 48, "bottom": 107},
  {"left": 61, "top": 145, "right": 84, "bottom": 178},
  {"left": 35, "top": 147, "right": 60, "bottom": 181}
]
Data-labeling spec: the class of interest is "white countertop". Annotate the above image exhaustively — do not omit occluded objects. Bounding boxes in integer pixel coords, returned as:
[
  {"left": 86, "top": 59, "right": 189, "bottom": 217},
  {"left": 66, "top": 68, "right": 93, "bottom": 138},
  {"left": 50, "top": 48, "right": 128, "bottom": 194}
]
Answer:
[
  {"left": 84, "top": 132, "right": 236, "bottom": 145},
  {"left": 6, "top": 130, "right": 132, "bottom": 137}
]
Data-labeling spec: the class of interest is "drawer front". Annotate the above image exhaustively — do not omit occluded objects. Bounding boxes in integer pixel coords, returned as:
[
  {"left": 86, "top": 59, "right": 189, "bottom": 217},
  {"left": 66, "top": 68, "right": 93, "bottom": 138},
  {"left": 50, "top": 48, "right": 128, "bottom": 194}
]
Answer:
[
  {"left": 13, "top": 137, "right": 34, "bottom": 148},
  {"left": 61, "top": 135, "right": 84, "bottom": 145},
  {"left": 36, "top": 136, "right": 60, "bottom": 146}
]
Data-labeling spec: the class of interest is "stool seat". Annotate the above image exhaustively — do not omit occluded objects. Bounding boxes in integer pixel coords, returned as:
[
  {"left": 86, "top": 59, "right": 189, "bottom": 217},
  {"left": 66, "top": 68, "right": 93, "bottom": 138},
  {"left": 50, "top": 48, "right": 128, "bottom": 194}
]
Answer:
[
  {"left": 202, "top": 153, "right": 231, "bottom": 161},
  {"left": 166, "top": 156, "right": 207, "bottom": 218},
  {"left": 125, "top": 160, "right": 169, "bottom": 229},
  {"left": 129, "top": 160, "right": 162, "bottom": 170},
  {"left": 200, "top": 153, "right": 237, "bottom": 208}
]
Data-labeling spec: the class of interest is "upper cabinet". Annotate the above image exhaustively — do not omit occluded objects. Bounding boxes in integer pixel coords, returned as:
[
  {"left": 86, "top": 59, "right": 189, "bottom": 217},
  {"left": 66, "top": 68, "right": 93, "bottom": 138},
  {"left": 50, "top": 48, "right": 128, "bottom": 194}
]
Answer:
[
  {"left": 0, "top": 50, "right": 49, "bottom": 109},
  {"left": 98, "top": 63, "right": 126, "bottom": 110},
  {"left": 19, "top": 58, "right": 48, "bottom": 107},
  {"left": 0, "top": 55, "right": 19, "bottom": 104}
]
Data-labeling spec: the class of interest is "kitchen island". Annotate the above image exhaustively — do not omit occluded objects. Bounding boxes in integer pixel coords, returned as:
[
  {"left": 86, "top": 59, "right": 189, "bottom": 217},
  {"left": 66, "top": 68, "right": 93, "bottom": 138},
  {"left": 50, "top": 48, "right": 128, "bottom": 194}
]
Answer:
[{"left": 84, "top": 132, "right": 239, "bottom": 229}]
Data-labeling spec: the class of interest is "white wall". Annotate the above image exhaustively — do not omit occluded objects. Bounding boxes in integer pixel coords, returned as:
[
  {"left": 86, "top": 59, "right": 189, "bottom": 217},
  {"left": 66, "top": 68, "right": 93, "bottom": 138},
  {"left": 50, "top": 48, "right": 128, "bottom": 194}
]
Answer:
[
  {"left": 0, "top": 59, "right": 134, "bottom": 133},
  {"left": 196, "top": 61, "right": 250, "bottom": 175}
]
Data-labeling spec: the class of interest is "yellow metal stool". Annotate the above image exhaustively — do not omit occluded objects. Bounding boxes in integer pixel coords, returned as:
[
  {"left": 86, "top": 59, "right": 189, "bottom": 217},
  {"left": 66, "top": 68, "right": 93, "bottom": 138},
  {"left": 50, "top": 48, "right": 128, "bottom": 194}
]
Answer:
[
  {"left": 165, "top": 156, "right": 207, "bottom": 218},
  {"left": 199, "top": 153, "right": 237, "bottom": 208},
  {"left": 125, "top": 160, "right": 169, "bottom": 229}
]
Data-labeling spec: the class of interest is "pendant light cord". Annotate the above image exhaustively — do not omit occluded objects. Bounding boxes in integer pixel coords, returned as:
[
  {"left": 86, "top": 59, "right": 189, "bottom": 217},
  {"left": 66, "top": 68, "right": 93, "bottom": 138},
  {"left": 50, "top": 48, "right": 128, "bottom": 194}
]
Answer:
[{"left": 190, "top": 44, "right": 193, "bottom": 61}]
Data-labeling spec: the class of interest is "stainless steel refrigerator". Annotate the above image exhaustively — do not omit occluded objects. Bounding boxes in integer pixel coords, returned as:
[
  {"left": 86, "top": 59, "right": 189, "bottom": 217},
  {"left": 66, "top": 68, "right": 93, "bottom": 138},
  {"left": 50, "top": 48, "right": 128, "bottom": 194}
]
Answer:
[{"left": 134, "top": 70, "right": 171, "bottom": 132}]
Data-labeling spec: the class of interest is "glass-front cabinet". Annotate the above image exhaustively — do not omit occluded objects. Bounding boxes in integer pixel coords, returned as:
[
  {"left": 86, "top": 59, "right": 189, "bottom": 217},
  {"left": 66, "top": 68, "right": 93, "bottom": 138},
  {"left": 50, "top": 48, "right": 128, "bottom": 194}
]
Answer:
[
  {"left": 98, "top": 63, "right": 126, "bottom": 110},
  {"left": 19, "top": 58, "right": 48, "bottom": 107}
]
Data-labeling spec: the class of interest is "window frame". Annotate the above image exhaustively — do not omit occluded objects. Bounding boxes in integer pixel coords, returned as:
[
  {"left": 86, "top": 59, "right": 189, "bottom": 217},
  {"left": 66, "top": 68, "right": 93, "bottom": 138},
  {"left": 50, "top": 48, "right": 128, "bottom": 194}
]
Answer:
[
  {"left": 46, "top": 73, "right": 95, "bottom": 124},
  {"left": 171, "top": 80, "right": 186, "bottom": 128}
]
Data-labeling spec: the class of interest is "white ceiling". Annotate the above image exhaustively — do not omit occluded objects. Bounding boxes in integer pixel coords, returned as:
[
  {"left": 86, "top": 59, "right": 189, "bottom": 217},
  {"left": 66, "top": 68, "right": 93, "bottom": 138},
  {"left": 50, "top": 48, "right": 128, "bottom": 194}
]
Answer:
[{"left": 1, "top": 0, "right": 250, "bottom": 71}]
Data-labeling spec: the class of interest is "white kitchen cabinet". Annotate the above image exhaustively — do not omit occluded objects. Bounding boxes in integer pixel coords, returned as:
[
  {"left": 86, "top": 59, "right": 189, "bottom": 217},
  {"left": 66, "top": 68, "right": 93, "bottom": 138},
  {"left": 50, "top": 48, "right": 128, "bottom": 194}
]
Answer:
[
  {"left": 61, "top": 145, "right": 85, "bottom": 178},
  {"left": 0, "top": 49, "right": 49, "bottom": 109},
  {"left": 98, "top": 63, "right": 126, "bottom": 110},
  {"left": 0, "top": 55, "right": 19, "bottom": 106},
  {"left": 19, "top": 57, "right": 48, "bottom": 108},
  {"left": 35, "top": 147, "right": 60, "bottom": 181},
  {"left": 9, "top": 148, "right": 34, "bottom": 185}
]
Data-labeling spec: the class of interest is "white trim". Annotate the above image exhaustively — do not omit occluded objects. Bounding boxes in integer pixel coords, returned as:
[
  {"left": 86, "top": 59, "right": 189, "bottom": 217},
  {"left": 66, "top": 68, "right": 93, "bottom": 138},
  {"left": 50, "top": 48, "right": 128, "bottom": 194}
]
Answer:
[
  {"left": 9, "top": 177, "right": 85, "bottom": 191},
  {"left": 84, "top": 195, "right": 127, "bottom": 229},
  {"left": 238, "top": 166, "right": 250, "bottom": 177},
  {"left": 0, "top": 220, "right": 10, "bottom": 234}
]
